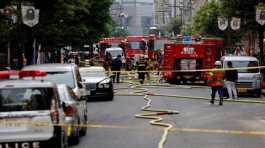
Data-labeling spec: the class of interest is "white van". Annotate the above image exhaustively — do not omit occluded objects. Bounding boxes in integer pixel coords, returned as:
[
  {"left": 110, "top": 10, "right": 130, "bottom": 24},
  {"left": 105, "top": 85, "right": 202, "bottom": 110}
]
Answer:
[
  {"left": 221, "top": 56, "right": 262, "bottom": 97},
  {"left": 105, "top": 47, "right": 124, "bottom": 59}
]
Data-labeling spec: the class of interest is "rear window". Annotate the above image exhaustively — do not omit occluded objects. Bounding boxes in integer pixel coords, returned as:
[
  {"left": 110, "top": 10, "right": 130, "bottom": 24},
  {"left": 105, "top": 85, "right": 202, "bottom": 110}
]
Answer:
[
  {"left": 34, "top": 71, "right": 75, "bottom": 88},
  {"left": 0, "top": 88, "right": 54, "bottom": 112}
]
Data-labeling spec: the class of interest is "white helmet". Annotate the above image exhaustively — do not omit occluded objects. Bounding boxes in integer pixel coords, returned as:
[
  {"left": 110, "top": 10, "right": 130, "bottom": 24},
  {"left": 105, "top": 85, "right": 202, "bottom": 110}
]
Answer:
[{"left": 214, "top": 61, "right": 222, "bottom": 66}]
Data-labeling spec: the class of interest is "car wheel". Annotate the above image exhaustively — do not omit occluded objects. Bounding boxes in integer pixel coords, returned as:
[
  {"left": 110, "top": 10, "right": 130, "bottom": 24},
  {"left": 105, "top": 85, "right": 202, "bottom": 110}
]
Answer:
[
  {"left": 254, "top": 89, "right": 261, "bottom": 98},
  {"left": 108, "top": 91, "right": 114, "bottom": 101},
  {"left": 69, "top": 126, "right": 80, "bottom": 145},
  {"left": 80, "top": 115, "right": 87, "bottom": 136},
  {"left": 54, "top": 127, "right": 68, "bottom": 148}
]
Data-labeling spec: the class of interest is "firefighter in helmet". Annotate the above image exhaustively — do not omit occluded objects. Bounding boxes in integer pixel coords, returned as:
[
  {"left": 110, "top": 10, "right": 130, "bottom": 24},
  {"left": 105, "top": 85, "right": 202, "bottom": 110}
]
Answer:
[
  {"left": 136, "top": 55, "right": 147, "bottom": 84},
  {"left": 207, "top": 61, "right": 225, "bottom": 105}
]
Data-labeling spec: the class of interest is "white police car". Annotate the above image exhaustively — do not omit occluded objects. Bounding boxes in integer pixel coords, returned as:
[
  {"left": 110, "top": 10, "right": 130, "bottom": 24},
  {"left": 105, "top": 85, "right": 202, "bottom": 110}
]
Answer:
[{"left": 0, "top": 70, "right": 68, "bottom": 148}]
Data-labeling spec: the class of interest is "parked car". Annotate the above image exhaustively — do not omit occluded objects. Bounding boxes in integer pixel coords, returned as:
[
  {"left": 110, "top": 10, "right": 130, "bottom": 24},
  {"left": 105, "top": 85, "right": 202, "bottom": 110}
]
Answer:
[
  {"left": 0, "top": 71, "right": 68, "bottom": 148},
  {"left": 23, "top": 64, "right": 88, "bottom": 135},
  {"left": 58, "top": 84, "right": 87, "bottom": 145},
  {"left": 80, "top": 66, "right": 114, "bottom": 100},
  {"left": 221, "top": 56, "right": 262, "bottom": 97},
  {"left": 105, "top": 47, "right": 124, "bottom": 59}
]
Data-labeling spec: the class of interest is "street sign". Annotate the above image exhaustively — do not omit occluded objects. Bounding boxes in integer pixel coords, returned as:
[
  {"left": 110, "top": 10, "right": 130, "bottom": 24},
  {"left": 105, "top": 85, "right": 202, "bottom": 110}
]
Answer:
[
  {"left": 183, "top": 36, "right": 192, "bottom": 45},
  {"left": 218, "top": 17, "right": 228, "bottom": 31},
  {"left": 230, "top": 17, "right": 241, "bottom": 30},
  {"left": 22, "top": 5, "right": 39, "bottom": 27},
  {"left": 256, "top": 9, "right": 265, "bottom": 26}
]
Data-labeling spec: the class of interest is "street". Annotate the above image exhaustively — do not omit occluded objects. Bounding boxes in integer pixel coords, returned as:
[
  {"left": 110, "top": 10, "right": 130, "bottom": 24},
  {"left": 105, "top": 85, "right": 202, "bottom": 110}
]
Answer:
[{"left": 72, "top": 83, "right": 265, "bottom": 148}]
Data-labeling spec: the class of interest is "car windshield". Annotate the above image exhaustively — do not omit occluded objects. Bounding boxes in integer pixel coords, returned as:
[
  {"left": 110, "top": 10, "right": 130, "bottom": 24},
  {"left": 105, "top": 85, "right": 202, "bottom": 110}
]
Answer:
[
  {"left": 224, "top": 61, "right": 259, "bottom": 73},
  {"left": 107, "top": 50, "right": 123, "bottom": 58},
  {"left": 80, "top": 70, "right": 106, "bottom": 77},
  {"left": 0, "top": 88, "right": 54, "bottom": 112},
  {"left": 128, "top": 41, "right": 145, "bottom": 50},
  {"left": 35, "top": 71, "right": 75, "bottom": 88}
]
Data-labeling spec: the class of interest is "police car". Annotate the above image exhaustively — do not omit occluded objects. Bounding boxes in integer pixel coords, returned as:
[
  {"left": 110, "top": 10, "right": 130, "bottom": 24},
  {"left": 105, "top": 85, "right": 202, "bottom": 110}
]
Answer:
[{"left": 0, "top": 70, "right": 68, "bottom": 148}]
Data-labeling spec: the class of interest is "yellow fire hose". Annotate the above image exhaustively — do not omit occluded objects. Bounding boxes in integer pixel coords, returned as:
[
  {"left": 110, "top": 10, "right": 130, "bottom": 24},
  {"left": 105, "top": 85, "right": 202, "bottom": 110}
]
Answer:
[
  {"left": 135, "top": 94, "right": 179, "bottom": 148},
  {"left": 124, "top": 81, "right": 180, "bottom": 148}
]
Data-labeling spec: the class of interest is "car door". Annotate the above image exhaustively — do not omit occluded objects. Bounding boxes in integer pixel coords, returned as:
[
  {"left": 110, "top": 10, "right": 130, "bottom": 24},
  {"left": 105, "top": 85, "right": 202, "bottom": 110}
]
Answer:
[{"left": 67, "top": 86, "right": 87, "bottom": 125}]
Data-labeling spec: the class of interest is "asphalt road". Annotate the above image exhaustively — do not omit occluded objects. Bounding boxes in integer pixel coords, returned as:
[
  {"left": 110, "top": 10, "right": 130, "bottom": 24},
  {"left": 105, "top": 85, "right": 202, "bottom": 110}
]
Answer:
[{"left": 72, "top": 83, "right": 265, "bottom": 148}]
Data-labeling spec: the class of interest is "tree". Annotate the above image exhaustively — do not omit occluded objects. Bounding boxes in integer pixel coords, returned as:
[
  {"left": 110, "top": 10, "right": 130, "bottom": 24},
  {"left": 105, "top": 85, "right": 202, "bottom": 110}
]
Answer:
[
  {"left": 0, "top": 0, "right": 113, "bottom": 64},
  {"left": 219, "top": 0, "right": 265, "bottom": 63},
  {"left": 166, "top": 17, "right": 182, "bottom": 35}
]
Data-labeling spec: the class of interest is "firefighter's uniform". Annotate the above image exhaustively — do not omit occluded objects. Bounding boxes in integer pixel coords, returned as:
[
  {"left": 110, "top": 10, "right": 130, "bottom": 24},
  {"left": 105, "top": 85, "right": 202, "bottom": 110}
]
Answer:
[
  {"left": 136, "top": 57, "right": 147, "bottom": 84},
  {"left": 207, "top": 61, "right": 225, "bottom": 105}
]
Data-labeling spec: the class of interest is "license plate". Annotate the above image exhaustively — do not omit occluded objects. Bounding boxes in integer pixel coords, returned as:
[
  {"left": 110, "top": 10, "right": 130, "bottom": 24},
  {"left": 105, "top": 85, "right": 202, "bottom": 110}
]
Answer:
[
  {"left": 0, "top": 142, "right": 41, "bottom": 148},
  {"left": 238, "top": 88, "right": 248, "bottom": 93}
]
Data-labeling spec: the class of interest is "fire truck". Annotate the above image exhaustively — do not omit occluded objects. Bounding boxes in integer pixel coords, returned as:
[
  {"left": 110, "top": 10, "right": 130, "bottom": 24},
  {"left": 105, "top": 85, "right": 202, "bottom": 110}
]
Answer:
[
  {"left": 98, "top": 37, "right": 124, "bottom": 60},
  {"left": 162, "top": 37, "right": 224, "bottom": 84},
  {"left": 122, "top": 35, "right": 147, "bottom": 59},
  {"left": 147, "top": 34, "right": 169, "bottom": 60}
]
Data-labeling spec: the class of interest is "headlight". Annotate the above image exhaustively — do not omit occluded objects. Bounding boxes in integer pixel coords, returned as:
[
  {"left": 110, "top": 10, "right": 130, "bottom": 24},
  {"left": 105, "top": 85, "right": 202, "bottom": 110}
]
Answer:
[
  {"left": 254, "top": 75, "right": 262, "bottom": 80},
  {"left": 100, "top": 78, "right": 111, "bottom": 84},
  {"left": 98, "top": 78, "right": 111, "bottom": 88},
  {"left": 103, "top": 83, "right": 110, "bottom": 88},
  {"left": 98, "top": 84, "right": 104, "bottom": 88}
]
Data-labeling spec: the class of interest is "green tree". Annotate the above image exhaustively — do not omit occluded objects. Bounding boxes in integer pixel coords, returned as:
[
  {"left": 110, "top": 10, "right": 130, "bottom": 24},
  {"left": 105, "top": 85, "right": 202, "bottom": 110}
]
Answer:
[
  {"left": 0, "top": 0, "right": 113, "bottom": 64},
  {"left": 192, "top": 0, "right": 245, "bottom": 45},
  {"left": 166, "top": 17, "right": 182, "bottom": 35},
  {"left": 219, "top": 0, "right": 265, "bottom": 63}
]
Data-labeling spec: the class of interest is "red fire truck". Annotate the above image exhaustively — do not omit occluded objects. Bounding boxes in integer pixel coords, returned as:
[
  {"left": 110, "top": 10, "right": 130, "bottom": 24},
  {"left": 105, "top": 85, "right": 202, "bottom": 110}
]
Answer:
[
  {"left": 98, "top": 37, "right": 124, "bottom": 59},
  {"left": 147, "top": 34, "right": 169, "bottom": 60},
  {"left": 122, "top": 35, "right": 147, "bottom": 59},
  {"left": 162, "top": 37, "right": 224, "bottom": 84}
]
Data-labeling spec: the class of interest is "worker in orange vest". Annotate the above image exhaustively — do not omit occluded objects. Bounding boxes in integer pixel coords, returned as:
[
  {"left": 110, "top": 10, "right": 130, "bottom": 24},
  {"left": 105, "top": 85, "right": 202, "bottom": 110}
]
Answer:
[{"left": 207, "top": 61, "right": 225, "bottom": 105}]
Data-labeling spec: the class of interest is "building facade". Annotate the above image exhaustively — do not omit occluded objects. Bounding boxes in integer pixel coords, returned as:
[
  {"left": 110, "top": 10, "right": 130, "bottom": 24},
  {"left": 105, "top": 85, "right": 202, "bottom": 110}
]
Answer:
[
  {"left": 153, "top": 0, "right": 193, "bottom": 28},
  {"left": 111, "top": 0, "right": 154, "bottom": 35}
]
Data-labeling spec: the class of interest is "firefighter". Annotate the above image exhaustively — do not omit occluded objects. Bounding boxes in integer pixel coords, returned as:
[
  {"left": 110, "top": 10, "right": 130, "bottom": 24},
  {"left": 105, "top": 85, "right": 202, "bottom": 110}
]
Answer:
[
  {"left": 136, "top": 56, "right": 147, "bottom": 84},
  {"left": 207, "top": 61, "right": 225, "bottom": 105},
  {"left": 111, "top": 55, "right": 122, "bottom": 83}
]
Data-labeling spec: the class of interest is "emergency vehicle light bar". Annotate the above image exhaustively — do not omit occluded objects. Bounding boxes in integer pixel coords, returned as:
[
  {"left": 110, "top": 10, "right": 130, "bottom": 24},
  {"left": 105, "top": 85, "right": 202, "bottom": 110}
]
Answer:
[
  {"left": 0, "top": 71, "right": 10, "bottom": 79},
  {"left": 19, "top": 70, "right": 47, "bottom": 78}
]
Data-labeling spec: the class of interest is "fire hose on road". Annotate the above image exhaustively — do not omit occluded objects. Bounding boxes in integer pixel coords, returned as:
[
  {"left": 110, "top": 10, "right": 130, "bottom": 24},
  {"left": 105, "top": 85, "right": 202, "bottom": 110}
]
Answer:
[{"left": 122, "top": 82, "right": 180, "bottom": 148}]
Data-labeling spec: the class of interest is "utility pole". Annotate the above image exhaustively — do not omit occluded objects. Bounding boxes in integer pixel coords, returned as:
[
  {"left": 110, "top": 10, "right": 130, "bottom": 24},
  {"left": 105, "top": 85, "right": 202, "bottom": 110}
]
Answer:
[
  {"left": 16, "top": 0, "right": 24, "bottom": 68},
  {"left": 174, "top": 0, "right": 177, "bottom": 17}
]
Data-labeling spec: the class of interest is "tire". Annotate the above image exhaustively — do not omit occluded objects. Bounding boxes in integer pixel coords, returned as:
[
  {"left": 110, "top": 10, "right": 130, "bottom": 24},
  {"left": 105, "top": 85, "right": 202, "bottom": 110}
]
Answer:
[
  {"left": 69, "top": 126, "right": 80, "bottom": 145},
  {"left": 79, "top": 114, "right": 87, "bottom": 136},
  {"left": 54, "top": 127, "right": 68, "bottom": 148},
  {"left": 108, "top": 91, "right": 114, "bottom": 101},
  {"left": 254, "top": 89, "right": 261, "bottom": 98}
]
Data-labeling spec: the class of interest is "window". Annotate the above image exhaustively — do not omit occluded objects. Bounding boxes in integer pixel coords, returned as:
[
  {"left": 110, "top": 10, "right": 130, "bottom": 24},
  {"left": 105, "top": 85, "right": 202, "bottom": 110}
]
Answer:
[
  {"left": 224, "top": 61, "right": 259, "bottom": 73},
  {"left": 0, "top": 88, "right": 54, "bottom": 112}
]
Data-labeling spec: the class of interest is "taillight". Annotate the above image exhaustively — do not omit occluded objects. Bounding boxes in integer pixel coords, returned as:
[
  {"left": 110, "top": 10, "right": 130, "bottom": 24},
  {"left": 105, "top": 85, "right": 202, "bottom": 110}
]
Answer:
[
  {"left": 50, "top": 111, "right": 59, "bottom": 124},
  {"left": 64, "top": 106, "right": 75, "bottom": 116},
  {"left": 50, "top": 99, "right": 59, "bottom": 124}
]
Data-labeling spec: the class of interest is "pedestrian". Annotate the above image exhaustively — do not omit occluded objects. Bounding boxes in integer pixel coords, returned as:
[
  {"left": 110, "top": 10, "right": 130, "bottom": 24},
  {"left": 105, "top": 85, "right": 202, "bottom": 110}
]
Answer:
[
  {"left": 111, "top": 55, "right": 122, "bottom": 83},
  {"left": 136, "top": 56, "right": 147, "bottom": 84},
  {"left": 145, "top": 56, "right": 151, "bottom": 81},
  {"left": 74, "top": 55, "right": 80, "bottom": 66},
  {"left": 10, "top": 58, "right": 18, "bottom": 70},
  {"left": 207, "top": 61, "right": 225, "bottom": 105},
  {"left": 104, "top": 52, "right": 112, "bottom": 71},
  {"left": 224, "top": 61, "right": 238, "bottom": 99}
]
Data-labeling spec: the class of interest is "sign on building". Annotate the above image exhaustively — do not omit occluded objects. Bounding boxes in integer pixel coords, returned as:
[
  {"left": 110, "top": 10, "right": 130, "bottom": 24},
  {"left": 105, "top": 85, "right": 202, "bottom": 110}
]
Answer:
[
  {"left": 256, "top": 8, "right": 265, "bottom": 26},
  {"left": 22, "top": 5, "right": 39, "bottom": 27},
  {"left": 218, "top": 17, "right": 228, "bottom": 31}
]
